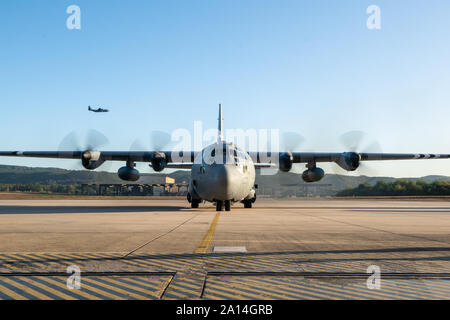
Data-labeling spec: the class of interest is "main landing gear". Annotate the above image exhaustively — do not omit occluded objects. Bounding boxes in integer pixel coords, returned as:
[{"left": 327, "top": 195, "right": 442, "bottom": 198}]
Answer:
[
  {"left": 242, "top": 195, "right": 256, "bottom": 208},
  {"left": 216, "top": 200, "right": 231, "bottom": 212},
  {"left": 243, "top": 200, "right": 252, "bottom": 208},
  {"left": 187, "top": 193, "right": 201, "bottom": 208},
  {"left": 191, "top": 199, "right": 201, "bottom": 208}
]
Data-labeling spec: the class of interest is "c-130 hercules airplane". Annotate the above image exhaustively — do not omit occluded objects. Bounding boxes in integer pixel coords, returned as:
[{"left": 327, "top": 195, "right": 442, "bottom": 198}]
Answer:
[
  {"left": 88, "top": 106, "right": 109, "bottom": 113},
  {"left": 1, "top": 104, "right": 450, "bottom": 211}
]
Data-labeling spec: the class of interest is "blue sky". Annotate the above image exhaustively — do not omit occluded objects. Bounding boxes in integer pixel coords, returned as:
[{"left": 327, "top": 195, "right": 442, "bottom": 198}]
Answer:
[{"left": 0, "top": 0, "right": 450, "bottom": 177}]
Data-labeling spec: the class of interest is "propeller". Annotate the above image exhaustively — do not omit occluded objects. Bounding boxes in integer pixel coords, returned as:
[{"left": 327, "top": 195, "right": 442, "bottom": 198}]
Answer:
[
  {"left": 279, "top": 131, "right": 305, "bottom": 173},
  {"left": 281, "top": 131, "right": 305, "bottom": 152},
  {"left": 58, "top": 129, "right": 110, "bottom": 171},
  {"left": 58, "top": 129, "right": 109, "bottom": 152},
  {"left": 130, "top": 130, "right": 172, "bottom": 152},
  {"left": 129, "top": 130, "right": 173, "bottom": 166},
  {"left": 335, "top": 130, "right": 383, "bottom": 176},
  {"left": 150, "top": 130, "right": 172, "bottom": 152}
]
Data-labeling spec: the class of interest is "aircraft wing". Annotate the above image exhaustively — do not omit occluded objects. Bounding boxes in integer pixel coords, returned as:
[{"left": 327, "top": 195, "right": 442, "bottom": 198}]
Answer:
[
  {"left": 0, "top": 151, "right": 196, "bottom": 171},
  {"left": 292, "top": 152, "right": 450, "bottom": 163},
  {"left": 1, "top": 151, "right": 449, "bottom": 172},
  {"left": 0, "top": 151, "right": 196, "bottom": 162},
  {"left": 248, "top": 152, "right": 450, "bottom": 163},
  {"left": 248, "top": 151, "right": 450, "bottom": 173}
]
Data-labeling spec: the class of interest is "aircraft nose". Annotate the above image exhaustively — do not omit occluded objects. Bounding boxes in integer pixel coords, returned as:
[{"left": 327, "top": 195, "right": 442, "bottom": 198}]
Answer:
[{"left": 212, "top": 165, "right": 235, "bottom": 200}]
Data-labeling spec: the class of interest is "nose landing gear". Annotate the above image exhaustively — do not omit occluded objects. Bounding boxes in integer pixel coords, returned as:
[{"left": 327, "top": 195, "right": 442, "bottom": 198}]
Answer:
[{"left": 216, "top": 200, "right": 231, "bottom": 211}]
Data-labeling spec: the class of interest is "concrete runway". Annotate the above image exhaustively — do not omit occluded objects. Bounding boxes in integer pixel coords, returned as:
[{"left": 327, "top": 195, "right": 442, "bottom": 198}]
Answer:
[{"left": 0, "top": 198, "right": 449, "bottom": 299}]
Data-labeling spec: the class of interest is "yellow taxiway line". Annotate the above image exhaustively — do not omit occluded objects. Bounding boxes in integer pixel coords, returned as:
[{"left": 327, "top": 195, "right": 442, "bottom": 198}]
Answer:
[{"left": 194, "top": 212, "right": 221, "bottom": 254}]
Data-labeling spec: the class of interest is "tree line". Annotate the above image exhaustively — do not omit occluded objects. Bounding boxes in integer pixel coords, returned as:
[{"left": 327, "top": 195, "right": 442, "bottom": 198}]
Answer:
[
  {"left": 337, "top": 180, "right": 450, "bottom": 197},
  {"left": 0, "top": 184, "right": 98, "bottom": 195}
]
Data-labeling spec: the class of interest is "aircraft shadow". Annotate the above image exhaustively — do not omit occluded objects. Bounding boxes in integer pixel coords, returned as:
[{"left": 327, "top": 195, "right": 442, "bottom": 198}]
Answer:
[
  {"left": 0, "top": 206, "right": 187, "bottom": 214},
  {"left": 259, "top": 206, "right": 450, "bottom": 211}
]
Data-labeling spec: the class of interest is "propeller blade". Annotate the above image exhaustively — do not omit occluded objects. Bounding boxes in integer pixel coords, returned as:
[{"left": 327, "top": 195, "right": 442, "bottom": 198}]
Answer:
[
  {"left": 58, "top": 131, "right": 81, "bottom": 152},
  {"left": 337, "top": 130, "right": 383, "bottom": 176},
  {"left": 150, "top": 130, "right": 171, "bottom": 151},
  {"left": 129, "top": 139, "right": 147, "bottom": 162},
  {"left": 281, "top": 131, "right": 305, "bottom": 151},
  {"left": 85, "top": 129, "right": 109, "bottom": 150},
  {"left": 359, "top": 140, "right": 383, "bottom": 175},
  {"left": 58, "top": 130, "right": 111, "bottom": 171},
  {"left": 339, "top": 131, "right": 366, "bottom": 152},
  {"left": 362, "top": 141, "right": 383, "bottom": 158}
]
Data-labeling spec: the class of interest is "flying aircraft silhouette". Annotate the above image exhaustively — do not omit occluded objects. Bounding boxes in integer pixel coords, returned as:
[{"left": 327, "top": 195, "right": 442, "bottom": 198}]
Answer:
[{"left": 88, "top": 106, "right": 109, "bottom": 113}]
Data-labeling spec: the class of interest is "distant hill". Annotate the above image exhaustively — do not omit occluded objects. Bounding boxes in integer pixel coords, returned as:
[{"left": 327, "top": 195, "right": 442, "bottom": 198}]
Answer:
[
  {"left": 337, "top": 180, "right": 450, "bottom": 196},
  {"left": 0, "top": 164, "right": 449, "bottom": 197},
  {"left": 0, "top": 165, "right": 162, "bottom": 185}
]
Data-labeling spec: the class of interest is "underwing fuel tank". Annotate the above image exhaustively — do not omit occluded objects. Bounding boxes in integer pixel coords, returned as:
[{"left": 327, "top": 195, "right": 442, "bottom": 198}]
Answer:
[
  {"left": 302, "top": 167, "right": 325, "bottom": 183},
  {"left": 118, "top": 166, "right": 140, "bottom": 181}
]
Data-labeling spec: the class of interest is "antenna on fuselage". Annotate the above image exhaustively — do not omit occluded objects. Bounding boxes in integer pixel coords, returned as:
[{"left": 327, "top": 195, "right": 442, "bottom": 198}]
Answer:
[{"left": 218, "top": 103, "right": 224, "bottom": 142}]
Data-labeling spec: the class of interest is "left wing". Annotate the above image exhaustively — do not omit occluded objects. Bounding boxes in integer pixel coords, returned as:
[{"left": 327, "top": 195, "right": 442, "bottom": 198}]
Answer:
[{"left": 249, "top": 151, "right": 450, "bottom": 172}]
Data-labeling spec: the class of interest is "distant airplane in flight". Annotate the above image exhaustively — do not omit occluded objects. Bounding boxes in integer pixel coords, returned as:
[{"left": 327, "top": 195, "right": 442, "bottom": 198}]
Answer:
[{"left": 88, "top": 106, "right": 109, "bottom": 113}]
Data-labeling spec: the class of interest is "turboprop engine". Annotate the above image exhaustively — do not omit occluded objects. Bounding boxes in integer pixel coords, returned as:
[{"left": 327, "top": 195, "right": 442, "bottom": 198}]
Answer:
[
  {"left": 81, "top": 150, "right": 105, "bottom": 170},
  {"left": 279, "top": 152, "right": 293, "bottom": 172},
  {"left": 150, "top": 151, "right": 167, "bottom": 172},
  {"left": 336, "top": 152, "right": 361, "bottom": 171}
]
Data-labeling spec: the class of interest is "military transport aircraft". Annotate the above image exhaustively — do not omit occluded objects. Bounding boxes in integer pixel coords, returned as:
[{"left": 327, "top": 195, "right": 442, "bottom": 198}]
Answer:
[
  {"left": 88, "top": 106, "right": 109, "bottom": 113},
  {"left": 1, "top": 105, "right": 449, "bottom": 211}
]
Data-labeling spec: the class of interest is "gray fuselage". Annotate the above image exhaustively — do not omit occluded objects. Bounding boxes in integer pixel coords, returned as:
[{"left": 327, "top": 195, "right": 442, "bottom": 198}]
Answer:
[{"left": 189, "top": 141, "right": 256, "bottom": 203}]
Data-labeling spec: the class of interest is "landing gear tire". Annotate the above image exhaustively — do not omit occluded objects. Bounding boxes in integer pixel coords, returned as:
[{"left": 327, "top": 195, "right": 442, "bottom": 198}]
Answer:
[
  {"left": 224, "top": 200, "right": 231, "bottom": 211},
  {"left": 191, "top": 199, "right": 200, "bottom": 208},
  {"left": 216, "top": 201, "right": 223, "bottom": 211},
  {"left": 243, "top": 201, "right": 252, "bottom": 208}
]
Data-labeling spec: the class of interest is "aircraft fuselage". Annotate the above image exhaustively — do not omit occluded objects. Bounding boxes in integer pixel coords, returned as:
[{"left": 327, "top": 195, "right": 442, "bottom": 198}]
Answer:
[{"left": 189, "top": 142, "right": 256, "bottom": 205}]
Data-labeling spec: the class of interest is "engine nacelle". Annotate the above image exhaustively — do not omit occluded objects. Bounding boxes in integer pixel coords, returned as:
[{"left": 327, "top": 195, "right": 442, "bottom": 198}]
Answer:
[
  {"left": 302, "top": 167, "right": 325, "bottom": 183},
  {"left": 336, "top": 152, "right": 360, "bottom": 171},
  {"left": 81, "top": 151, "right": 105, "bottom": 170},
  {"left": 279, "top": 152, "right": 293, "bottom": 172},
  {"left": 118, "top": 166, "right": 140, "bottom": 181},
  {"left": 151, "top": 152, "right": 167, "bottom": 172}
]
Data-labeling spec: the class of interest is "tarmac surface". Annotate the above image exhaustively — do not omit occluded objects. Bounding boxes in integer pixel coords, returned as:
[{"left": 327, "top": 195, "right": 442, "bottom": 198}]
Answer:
[{"left": 0, "top": 198, "right": 449, "bottom": 300}]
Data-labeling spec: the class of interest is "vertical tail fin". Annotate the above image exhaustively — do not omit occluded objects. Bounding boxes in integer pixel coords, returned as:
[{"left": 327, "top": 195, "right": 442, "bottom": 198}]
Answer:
[{"left": 218, "top": 104, "right": 223, "bottom": 142}]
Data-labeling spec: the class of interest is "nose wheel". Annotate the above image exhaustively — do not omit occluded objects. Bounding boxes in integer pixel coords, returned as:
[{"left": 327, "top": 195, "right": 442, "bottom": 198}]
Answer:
[{"left": 216, "top": 200, "right": 231, "bottom": 211}]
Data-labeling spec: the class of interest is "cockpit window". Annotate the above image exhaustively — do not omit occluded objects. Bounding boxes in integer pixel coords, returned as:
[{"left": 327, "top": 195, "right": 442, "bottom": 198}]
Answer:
[{"left": 207, "top": 144, "right": 248, "bottom": 165}]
